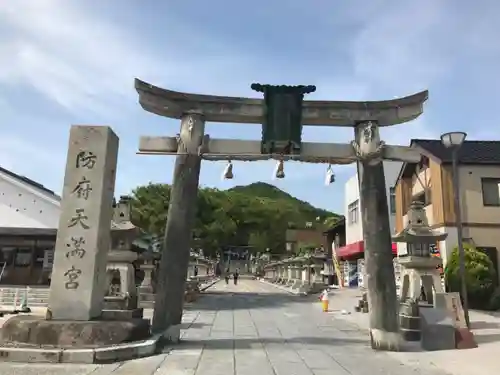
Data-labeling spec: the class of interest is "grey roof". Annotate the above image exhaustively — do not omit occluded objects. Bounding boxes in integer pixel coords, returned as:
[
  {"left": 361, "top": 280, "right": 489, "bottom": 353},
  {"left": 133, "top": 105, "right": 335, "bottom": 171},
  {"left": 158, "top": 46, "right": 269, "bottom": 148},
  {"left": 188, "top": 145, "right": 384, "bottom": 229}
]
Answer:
[
  {"left": 413, "top": 139, "right": 500, "bottom": 164},
  {"left": 0, "top": 166, "right": 60, "bottom": 200},
  {"left": 0, "top": 227, "right": 57, "bottom": 236}
]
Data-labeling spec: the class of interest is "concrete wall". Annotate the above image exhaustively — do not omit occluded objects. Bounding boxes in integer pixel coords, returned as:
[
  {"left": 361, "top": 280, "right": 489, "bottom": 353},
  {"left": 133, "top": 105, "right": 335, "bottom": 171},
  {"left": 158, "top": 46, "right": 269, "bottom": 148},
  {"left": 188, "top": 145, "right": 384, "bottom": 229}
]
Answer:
[
  {"left": 402, "top": 164, "right": 500, "bottom": 275},
  {"left": 344, "top": 161, "right": 402, "bottom": 245},
  {"left": 459, "top": 165, "right": 500, "bottom": 224},
  {"left": 344, "top": 174, "right": 362, "bottom": 244},
  {"left": 0, "top": 171, "right": 60, "bottom": 229},
  {"left": 286, "top": 228, "right": 327, "bottom": 254}
]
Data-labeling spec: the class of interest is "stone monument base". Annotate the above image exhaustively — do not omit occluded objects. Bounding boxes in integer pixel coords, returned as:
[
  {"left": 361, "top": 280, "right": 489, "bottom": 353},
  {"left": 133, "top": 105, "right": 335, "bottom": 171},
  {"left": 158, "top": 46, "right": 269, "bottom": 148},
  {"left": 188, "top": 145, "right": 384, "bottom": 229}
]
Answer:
[
  {"left": 1, "top": 315, "right": 150, "bottom": 348},
  {"left": 101, "top": 308, "right": 144, "bottom": 320},
  {"left": 455, "top": 327, "right": 478, "bottom": 349}
]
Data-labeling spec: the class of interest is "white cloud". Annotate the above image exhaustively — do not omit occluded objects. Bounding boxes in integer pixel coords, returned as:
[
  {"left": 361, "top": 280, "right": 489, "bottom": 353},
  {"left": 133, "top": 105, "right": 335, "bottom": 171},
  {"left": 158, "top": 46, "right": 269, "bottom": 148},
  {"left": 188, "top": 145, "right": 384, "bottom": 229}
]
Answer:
[
  {"left": 0, "top": 0, "right": 146, "bottom": 114},
  {"left": 0, "top": 134, "right": 65, "bottom": 191},
  {"left": 0, "top": 0, "right": 252, "bottom": 116}
]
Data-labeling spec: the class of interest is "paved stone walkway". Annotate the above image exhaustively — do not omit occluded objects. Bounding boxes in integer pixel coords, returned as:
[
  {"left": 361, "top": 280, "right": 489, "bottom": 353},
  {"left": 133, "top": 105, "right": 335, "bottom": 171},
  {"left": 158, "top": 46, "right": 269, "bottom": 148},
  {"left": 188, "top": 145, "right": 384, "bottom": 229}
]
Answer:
[{"left": 0, "top": 279, "right": 451, "bottom": 375}]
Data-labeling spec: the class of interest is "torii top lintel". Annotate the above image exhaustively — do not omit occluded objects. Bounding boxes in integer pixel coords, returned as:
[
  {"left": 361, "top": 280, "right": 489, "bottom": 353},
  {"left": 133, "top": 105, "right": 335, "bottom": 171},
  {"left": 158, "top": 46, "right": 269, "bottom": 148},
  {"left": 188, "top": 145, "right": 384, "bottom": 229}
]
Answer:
[{"left": 135, "top": 79, "right": 428, "bottom": 127}]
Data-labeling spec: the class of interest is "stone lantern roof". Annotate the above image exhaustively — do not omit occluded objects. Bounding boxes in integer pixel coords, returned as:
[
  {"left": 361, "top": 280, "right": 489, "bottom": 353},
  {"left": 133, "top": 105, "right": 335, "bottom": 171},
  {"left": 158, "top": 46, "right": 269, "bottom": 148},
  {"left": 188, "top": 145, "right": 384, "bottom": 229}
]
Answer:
[
  {"left": 110, "top": 195, "right": 139, "bottom": 235},
  {"left": 108, "top": 195, "right": 140, "bottom": 263},
  {"left": 392, "top": 201, "right": 447, "bottom": 244}
]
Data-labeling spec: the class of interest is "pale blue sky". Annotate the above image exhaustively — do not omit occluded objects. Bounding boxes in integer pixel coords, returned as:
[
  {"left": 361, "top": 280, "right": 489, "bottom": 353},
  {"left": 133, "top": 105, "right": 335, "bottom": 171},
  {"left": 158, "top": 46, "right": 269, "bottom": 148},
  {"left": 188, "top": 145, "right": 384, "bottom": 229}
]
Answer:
[{"left": 1, "top": 0, "right": 499, "bottom": 214}]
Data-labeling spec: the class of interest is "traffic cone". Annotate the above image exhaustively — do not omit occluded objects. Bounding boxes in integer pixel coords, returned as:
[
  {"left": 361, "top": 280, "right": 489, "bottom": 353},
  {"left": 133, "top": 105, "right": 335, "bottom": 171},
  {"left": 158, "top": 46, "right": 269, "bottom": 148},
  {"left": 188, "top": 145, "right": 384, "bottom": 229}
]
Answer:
[{"left": 321, "top": 290, "right": 329, "bottom": 312}]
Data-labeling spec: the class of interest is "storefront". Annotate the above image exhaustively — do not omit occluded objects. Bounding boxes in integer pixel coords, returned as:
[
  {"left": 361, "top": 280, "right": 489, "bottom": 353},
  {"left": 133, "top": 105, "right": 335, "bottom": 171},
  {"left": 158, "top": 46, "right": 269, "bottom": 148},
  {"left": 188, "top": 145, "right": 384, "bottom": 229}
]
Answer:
[
  {"left": 0, "top": 227, "right": 56, "bottom": 285},
  {"left": 336, "top": 240, "right": 398, "bottom": 287}
]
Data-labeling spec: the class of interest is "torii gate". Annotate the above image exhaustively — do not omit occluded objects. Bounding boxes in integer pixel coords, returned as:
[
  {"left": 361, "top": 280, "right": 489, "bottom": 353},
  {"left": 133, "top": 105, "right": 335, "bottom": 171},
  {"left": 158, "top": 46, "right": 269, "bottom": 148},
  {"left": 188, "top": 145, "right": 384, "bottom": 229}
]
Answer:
[{"left": 134, "top": 78, "right": 428, "bottom": 350}]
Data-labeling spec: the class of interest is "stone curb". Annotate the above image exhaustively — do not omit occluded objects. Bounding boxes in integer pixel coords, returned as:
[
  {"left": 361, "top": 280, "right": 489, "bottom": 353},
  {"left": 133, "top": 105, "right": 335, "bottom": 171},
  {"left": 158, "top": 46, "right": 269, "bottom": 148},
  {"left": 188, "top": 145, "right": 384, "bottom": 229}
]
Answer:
[
  {"left": 0, "top": 333, "right": 163, "bottom": 364},
  {"left": 258, "top": 279, "right": 307, "bottom": 296},
  {"left": 200, "top": 277, "right": 220, "bottom": 291}
]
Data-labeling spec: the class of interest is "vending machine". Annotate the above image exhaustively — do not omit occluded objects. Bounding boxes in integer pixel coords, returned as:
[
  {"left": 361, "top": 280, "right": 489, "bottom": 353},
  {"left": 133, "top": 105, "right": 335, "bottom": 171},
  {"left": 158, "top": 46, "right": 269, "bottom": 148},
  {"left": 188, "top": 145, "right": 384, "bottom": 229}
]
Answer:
[
  {"left": 393, "top": 258, "right": 402, "bottom": 296},
  {"left": 343, "top": 260, "right": 359, "bottom": 287},
  {"left": 357, "top": 259, "right": 366, "bottom": 288}
]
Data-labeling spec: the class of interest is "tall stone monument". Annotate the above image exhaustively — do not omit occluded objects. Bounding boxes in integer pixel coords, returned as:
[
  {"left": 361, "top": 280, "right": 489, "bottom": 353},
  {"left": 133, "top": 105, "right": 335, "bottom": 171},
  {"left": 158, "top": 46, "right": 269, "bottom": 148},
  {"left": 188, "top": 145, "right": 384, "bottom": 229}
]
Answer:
[
  {"left": 48, "top": 125, "right": 118, "bottom": 320},
  {"left": 0, "top": 125, "right": 159, "bottom": 364}
]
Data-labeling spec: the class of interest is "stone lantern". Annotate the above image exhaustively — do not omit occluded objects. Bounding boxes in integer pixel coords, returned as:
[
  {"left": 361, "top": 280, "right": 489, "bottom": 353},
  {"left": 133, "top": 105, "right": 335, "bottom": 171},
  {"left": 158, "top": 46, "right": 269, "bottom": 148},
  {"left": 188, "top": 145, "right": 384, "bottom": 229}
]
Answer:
[
  {"left": 392, "top": 201, "right": 448, "bottom": 305},
  {"left": 104, "top": 195, "right": 142, "bottom": 318}
]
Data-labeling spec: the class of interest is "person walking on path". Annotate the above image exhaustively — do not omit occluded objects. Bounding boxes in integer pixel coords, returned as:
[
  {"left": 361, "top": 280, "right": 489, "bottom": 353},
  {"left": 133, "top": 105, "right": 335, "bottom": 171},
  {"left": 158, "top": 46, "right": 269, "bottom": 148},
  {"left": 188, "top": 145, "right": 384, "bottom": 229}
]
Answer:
[
  {"left": 224, "top": 267, "right": 230, "bottom": 285},
  {"left": 233, "top": 269, "right": 239, "bottom": 285}
]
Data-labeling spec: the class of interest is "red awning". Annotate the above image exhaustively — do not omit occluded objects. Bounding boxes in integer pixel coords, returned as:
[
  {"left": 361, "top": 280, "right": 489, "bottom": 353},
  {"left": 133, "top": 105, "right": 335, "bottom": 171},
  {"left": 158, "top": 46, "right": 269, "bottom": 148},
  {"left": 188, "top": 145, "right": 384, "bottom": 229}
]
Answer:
[{"left": 336, "top": 241, "right": 397, "bottom": 258}]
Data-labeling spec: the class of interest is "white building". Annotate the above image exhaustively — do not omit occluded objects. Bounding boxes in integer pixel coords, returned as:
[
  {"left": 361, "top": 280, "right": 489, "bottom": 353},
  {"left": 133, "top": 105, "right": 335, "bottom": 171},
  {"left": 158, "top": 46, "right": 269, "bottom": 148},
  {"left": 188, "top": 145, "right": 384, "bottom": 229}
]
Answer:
[
  {"left": 344, "top": 161, "right": 402, "bottom": 244},
  {"left": 339, "top": 161, "right": 402, "bottom": 287},
  {"left": 0, "top": 166, "right": 61, "bottom": 229}
]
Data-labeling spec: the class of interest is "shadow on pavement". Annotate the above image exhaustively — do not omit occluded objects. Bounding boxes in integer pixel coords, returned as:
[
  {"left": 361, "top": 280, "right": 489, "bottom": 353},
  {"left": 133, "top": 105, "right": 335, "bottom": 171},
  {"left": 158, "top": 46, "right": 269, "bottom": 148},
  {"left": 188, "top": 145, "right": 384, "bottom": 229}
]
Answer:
[
  {"left": 471, "top": 320, "right": 500, "bottom": 330},
  {"left": 178, "top": 336, "right": 369, "bottom": 350},
  {"left": 179, "top": 322, "right": 210, "bottom": 329},
  {"left": 186, "top": 291, "right": 318, "bottom": 311},
  {"left": 474, "top": 333, "right": 500, "bottom": 344}
]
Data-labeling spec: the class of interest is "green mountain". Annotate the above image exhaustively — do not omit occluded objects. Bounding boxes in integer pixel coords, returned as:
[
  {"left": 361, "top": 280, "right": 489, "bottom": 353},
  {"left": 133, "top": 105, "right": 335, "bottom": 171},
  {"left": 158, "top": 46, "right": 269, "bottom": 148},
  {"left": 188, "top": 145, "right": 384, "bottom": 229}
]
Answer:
[
  {"left": 131, "top": 182, "right": 340, "bottom": 257},
  {"left": 229, "top": 182, "right": 340, "bottom": 227}
]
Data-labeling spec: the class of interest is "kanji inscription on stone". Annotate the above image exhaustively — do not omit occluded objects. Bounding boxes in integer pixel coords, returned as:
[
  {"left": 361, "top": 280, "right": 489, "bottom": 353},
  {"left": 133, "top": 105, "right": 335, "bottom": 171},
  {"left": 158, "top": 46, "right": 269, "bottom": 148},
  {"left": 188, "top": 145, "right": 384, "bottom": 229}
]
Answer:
[
  {"left": 65, "top": 236, "right": 86, "bottom": 259},
  {"left": 72, "top": 176, "right": 93, "bottom": 200},
  {"left": 48, "top": 125, "right": 119, "bottom": 321}
]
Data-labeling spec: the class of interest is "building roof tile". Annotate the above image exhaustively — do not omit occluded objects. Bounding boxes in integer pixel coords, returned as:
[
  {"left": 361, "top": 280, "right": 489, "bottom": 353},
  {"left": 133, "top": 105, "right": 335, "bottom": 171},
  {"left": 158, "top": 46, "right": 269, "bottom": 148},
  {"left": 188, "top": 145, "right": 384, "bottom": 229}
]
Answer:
[{"left": 412, "top": 139, "right": 500, "bottom": 164}]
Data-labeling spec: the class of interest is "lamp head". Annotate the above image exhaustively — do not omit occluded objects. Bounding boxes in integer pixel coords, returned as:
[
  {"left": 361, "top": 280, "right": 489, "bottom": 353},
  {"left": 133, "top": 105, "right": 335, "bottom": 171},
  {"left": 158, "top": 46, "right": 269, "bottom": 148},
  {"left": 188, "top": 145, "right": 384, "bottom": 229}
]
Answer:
[{"left": 440, "top": 132, "right": 467, "bottom": 149}]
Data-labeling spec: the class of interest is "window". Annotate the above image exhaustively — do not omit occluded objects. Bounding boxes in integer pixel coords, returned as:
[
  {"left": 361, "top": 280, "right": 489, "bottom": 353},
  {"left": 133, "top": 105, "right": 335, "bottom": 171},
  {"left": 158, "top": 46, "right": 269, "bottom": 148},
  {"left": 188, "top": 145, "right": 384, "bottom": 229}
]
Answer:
[
  {"left": 348, "top": 200, "right": 359, "bottom": 224},
  {"left": 0, "top": 247, "right": 15, "bottom": 266},
  {"left": 481, "top": 178, "right": 500, "bottom": 206},
  {"left": 14, "top": 248, "right": 32, "bottom": 267},
  {"left": 389, "top": 187, "right": 396, "bottom": 214}
]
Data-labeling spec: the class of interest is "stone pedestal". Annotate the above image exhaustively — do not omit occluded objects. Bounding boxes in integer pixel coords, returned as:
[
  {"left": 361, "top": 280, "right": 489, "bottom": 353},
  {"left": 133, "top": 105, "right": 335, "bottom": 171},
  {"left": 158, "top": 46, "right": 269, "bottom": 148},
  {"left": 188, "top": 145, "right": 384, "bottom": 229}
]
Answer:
[
  {"left": 139, "top": 263, "right": 155, "bottom": 294},
  {"left": 420, "top": 308, "right": 456, "bottom": 351},
  {"left": 104, "top": 253, "right": 142, "bottom": 319},
  {"left": 435, "top": 292, "right": 477, "bottom": 349},
  {"left": 312, "top": 265, "right": 323, "bottom": 283},
  {"left": 399, "top": 256, "right": 443, "bottom": 304},
  {"left": 1, "top": 315, "right": 149, "bottom": 348}
]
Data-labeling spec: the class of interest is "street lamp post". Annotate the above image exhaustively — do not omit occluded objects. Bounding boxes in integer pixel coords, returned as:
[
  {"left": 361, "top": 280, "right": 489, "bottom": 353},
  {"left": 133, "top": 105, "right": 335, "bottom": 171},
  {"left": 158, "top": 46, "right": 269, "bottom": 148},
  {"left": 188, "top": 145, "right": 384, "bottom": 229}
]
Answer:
[{"left": 440, "top": 131, "right": 470, "bottom": 328}]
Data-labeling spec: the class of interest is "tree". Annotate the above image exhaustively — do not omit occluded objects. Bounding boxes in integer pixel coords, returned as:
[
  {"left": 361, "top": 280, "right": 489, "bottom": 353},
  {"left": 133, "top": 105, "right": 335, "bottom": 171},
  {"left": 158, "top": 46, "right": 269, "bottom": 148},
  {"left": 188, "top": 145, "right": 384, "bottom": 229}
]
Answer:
[
  {"left": 445, "top": 243, "right": 497, "bottom": 309},
  {"left": 130, "top": 182, "right": 340, "bottom": 259},
  {"left": 131, "top": 183, "right": 171, "bottom": 236}
]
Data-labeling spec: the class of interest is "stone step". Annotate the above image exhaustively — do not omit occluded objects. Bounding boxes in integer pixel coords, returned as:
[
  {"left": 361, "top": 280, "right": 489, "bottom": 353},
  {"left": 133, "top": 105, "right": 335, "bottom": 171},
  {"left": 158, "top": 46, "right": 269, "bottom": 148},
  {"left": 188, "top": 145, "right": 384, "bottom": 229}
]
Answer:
[
  {"left": 0, "top": 302, "right": 48, "bottom": 307},
  {"left": 0, "top": 293, "right": 49, "bottom": 299},
  {"left": 0, "top": 288, "right": 50, "bottom": 295},
  {"left": 1, "top": 300, "right": 49, "bottom": 305},
  {"left": 139, "top": 293, "right": 155, "bottom": 302},
  {"left": 0, "top": 287, "right": 50, "bottom": 307},
  {"left": 139, "top": 301, "right": 154, "bottom": 309},
  {"left": 0, "top": 291, "right": 50, "bottom": 296}
]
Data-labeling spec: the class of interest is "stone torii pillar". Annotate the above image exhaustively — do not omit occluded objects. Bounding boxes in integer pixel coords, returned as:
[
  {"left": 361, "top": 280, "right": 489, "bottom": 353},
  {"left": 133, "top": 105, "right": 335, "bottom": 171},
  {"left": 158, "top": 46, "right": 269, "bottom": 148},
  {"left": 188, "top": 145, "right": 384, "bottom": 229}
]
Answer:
[
  {"left": 134, "top": 78, "right": 428, "bottom": 349},
  {"left": 152, "top": 113, "right": 205, "bottom": 341},
  {"left": 353, "top": 121, "right": 401, "bottom": 350}
]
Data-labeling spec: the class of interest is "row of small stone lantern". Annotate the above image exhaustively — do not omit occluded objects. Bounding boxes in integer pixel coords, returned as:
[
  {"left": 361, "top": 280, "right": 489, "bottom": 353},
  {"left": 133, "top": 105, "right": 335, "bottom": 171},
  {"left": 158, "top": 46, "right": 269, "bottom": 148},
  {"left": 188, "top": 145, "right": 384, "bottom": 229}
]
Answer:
[{"left": 263, "top": 250, "right": 326, "bottom": 294}]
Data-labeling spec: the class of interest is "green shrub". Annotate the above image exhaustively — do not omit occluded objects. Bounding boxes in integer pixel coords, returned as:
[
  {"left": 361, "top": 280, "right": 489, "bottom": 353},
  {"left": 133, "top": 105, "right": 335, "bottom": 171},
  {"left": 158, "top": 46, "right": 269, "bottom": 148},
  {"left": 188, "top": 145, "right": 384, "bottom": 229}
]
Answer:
[
  {"left": 444, "top": 243, "right": 497, "bottom": 310},
  {"left": 488, "top": 287, "right": 500, "bottom": 311}
]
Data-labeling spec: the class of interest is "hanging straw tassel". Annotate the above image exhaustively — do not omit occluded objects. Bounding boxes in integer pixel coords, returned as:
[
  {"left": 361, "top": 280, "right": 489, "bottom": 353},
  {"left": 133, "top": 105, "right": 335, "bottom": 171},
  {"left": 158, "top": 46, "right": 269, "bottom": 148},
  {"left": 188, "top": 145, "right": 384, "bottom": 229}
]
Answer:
[
  {"left": 325, "top": 164, "right": 335, "bottom": 185},
  {"left": 274, "top": 159, "right": 285, "bottom": 179},
  {"left": 222, "top": 160, "right": 234, "bottom": 180}
]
